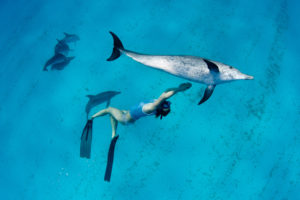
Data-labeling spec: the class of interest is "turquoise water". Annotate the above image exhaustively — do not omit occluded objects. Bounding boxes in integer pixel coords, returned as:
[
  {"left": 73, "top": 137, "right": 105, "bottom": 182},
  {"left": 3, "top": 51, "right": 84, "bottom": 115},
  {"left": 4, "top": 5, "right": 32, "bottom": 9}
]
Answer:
[{"left": 0, "top": 0, "right": 299, "bottom": 199}]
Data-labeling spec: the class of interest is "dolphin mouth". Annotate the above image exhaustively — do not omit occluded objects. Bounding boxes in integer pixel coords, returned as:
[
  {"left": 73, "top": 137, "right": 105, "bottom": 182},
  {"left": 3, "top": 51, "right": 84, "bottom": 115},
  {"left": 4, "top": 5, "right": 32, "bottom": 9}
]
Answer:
[{"left": 244, "top": 75, "right": 254, "bottom": 80}]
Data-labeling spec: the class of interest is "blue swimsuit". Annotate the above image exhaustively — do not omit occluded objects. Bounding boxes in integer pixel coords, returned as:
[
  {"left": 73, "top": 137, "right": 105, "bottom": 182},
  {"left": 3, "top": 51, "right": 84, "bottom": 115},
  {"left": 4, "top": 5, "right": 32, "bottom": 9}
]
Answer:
[{"left": 129, "top": 99, "right": 156, "bottom": 121}]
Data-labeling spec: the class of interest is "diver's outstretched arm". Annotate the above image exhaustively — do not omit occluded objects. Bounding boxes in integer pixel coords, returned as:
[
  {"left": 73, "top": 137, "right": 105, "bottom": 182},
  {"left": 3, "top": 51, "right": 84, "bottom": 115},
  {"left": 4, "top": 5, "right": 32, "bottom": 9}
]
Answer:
[{"left": 143, "top": 82, "right": 192, "bottom": 113}]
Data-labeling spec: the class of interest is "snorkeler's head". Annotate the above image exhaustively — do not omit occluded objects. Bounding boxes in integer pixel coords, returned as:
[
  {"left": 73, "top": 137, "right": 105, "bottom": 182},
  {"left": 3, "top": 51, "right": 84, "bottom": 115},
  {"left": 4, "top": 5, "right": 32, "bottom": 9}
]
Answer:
[{"left": 155, "top": 100, "right": 171, "bottom": 119}]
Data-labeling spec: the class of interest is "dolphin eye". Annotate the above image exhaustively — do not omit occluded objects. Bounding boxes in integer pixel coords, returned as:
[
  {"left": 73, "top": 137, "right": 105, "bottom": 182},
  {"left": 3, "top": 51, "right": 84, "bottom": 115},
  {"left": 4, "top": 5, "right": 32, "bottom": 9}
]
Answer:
[{"left": 229, "top": 66, "right": 233, "bottom": 69}]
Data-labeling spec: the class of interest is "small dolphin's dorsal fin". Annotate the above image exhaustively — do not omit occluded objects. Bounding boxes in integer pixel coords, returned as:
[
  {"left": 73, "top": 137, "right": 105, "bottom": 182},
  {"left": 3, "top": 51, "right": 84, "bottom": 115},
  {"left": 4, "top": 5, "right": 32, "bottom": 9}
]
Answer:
[
  {"left": 198, "top": 85, "right": 216, "bottom": 105},
  {"left": 64, "top": 32, "right": 71, "bottom": 37},
  {"left": 203, "top": 59, "right": 219, "bottom": 73},
  {"left": 86, "top": 95, "right": 94, "bottom": 99}
]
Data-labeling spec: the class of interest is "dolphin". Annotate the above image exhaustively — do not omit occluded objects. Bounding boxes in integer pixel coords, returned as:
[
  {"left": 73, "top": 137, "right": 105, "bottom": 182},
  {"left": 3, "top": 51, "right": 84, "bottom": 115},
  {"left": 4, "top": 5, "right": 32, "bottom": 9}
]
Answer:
[
  {"left": 62, "top": 32, "right": 80, "bottom": 43},
  {"left": 43, "top": 53, "right": 67, "bottom": 71},
  {"left": 107, "top": 32, "right": 254, "bottom": 105},
  {"left": 85, "top": 91, "right": 121, "bottom": 117},
  {"left": 54, "top": 39, "right": 71, "bottom": 56},
  {"left": 51, "top": 56, "right": 75, "bottom": 70}
]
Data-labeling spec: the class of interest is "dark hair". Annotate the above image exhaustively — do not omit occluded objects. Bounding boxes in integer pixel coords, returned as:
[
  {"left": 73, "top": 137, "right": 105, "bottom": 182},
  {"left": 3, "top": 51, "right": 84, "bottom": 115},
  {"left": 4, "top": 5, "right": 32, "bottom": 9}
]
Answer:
[{"left": 155, "top": 100, "right": 171, "bottom": 119}]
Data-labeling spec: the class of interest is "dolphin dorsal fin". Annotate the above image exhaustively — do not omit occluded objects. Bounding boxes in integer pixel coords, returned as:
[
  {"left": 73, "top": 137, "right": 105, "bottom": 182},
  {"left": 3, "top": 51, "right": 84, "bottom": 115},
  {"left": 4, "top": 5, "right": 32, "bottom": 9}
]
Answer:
[
  {"left": 64, "top": 32, "right": 71, "bottom": 37},
  {"left": 86, "top": 95, "right": 94, "bottom": 99},
  {"left": 56, "top": 39, "right": 63, "bottom": 43},
  {"left": 203, "top": 59, "right": 219, "bottom": 73}
]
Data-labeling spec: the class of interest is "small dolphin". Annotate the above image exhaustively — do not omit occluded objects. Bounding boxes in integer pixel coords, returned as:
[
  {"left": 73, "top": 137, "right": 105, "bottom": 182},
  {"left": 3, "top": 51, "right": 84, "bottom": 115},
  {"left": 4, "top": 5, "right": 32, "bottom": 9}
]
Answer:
[
  {"left": 51, "top": 56, "right": 75, "bottom": 70},
  {"left": 55, "top": 39, "right": 71, "bottom": 56},
  {"left": 62, "top": 32, "right": 80, "bottom": 43},
  {"left": 107, "top": 32, "right": 254, "bottom": 105},
  {"left": 85, "top": 91, "right": 121, "bottom": 117},
  {"left": 43, "top": 53, "right": 67, "bottom": 71}
]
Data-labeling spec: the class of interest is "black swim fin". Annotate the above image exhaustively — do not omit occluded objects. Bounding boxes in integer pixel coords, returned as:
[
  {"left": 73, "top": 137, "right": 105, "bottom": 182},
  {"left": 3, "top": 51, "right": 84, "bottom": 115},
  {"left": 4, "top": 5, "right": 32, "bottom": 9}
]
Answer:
[
  {"left": 107, "top": 32, "right": 124, "bottom": 61},
  {"left": 104, "top": 135, "right": 119, "bottom": 182},
  {"left": 80, "top": 119, "right": 93, "bottom": 158}
]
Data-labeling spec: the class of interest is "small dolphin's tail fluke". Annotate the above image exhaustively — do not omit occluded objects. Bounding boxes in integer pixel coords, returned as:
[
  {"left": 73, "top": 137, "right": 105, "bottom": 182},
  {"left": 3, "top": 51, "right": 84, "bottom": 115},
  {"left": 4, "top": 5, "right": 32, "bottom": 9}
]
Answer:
[
  {"left": 104, "top": 135, "right": 119, "bottom": 182},
  {"left": 107, "top": 32, "right": 124, "bottom": 61},
  {"left": 43, "top": 60, "right": 51, "bottom": 71}
]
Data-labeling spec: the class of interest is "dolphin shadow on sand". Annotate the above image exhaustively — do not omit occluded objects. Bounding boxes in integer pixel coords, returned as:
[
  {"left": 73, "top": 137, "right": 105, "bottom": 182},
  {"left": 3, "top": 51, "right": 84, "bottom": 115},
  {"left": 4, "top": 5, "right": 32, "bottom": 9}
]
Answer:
[
  {"left": 80, "top": 91, "right": 120, "bottom": 160},
  {"left": 85, "top": 91, "right": 121, "bottom": 118}
]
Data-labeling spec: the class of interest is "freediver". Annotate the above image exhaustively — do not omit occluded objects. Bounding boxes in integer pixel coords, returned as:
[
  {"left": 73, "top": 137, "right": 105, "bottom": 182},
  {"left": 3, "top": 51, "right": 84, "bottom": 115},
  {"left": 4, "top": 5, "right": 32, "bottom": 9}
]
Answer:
[{"left": 80, "top": 82, "right": 192, "bottom": 181}]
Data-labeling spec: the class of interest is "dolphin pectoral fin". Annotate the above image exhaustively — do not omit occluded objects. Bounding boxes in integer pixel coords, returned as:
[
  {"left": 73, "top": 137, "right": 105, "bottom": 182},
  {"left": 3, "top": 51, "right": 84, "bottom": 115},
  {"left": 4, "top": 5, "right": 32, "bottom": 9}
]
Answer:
[
  {"left": 107, "top": 32, "right": 124, "bottom": 61},
  {"left": 198, "top": 85, "right": 216, "bottom": 105},
  {"left": 203, "top": 59, "right": 219, "bottom": 73},
  {"left": 106, "top": 100, "right": 111, "bottom": 108}
]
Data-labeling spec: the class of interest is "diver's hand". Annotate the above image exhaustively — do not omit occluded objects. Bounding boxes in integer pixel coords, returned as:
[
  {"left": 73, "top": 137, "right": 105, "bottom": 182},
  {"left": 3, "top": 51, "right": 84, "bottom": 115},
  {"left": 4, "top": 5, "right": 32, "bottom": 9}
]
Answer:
[{"left": 178, "top": 82, "right": 192, "bottom": 91}]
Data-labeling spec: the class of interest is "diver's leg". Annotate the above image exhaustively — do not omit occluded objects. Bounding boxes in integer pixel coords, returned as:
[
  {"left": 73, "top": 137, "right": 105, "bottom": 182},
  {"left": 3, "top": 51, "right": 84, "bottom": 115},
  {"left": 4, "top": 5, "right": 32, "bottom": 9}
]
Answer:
[
  {"left": 91, "top": 108, "right": 109, "bottom": 118},
  {"left": 106, "top": 107, "right": 127, "bottom": 122},
  {"left": 105, "top": 112, "right": 120, "bottom": 182},
  {"left": 92, "top": 107, "right": 129, "bottom": 124},
  {"left": 110, "top": 116, "right": 118, "bottom": 138}
]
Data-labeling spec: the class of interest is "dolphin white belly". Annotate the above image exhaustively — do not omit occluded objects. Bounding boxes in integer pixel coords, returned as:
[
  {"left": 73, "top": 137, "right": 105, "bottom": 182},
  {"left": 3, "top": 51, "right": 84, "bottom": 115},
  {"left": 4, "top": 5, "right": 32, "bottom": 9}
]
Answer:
[{"left": 123, "top": 50, "right": 219, "bottom": 85}]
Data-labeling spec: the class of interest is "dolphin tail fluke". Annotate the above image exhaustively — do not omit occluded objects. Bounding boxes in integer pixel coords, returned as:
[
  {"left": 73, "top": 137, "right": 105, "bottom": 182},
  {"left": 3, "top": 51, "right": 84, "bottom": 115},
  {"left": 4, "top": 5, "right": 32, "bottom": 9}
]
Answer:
[
  {"left": 43, "top": 61, "right": 51, "bottom": 71},
  {"left": 198, "top": 85, "right": 216, "bottom": 105},
  {"left": 107, "top": 32, "right": 124, "bottom": 61}
]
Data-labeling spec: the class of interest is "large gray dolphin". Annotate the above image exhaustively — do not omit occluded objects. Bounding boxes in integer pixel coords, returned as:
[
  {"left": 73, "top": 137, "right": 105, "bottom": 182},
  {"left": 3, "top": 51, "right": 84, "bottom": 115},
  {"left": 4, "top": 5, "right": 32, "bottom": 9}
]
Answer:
[
  {"left": 85, "top": 91, "right": 121, "bottom": 117},
  {"left": 107, "top": 32, "right": 254, "bottom": 104}
]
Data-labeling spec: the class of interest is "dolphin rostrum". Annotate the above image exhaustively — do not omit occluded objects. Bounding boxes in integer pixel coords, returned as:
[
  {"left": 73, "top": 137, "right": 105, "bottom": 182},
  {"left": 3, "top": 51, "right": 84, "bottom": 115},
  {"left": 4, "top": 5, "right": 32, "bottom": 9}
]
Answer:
[
  {"left": 107, "top": 32, "right": 254, "bottom": 105},
  {"left": 85, "top": 91, "right": 121, "bottom": 117}
]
